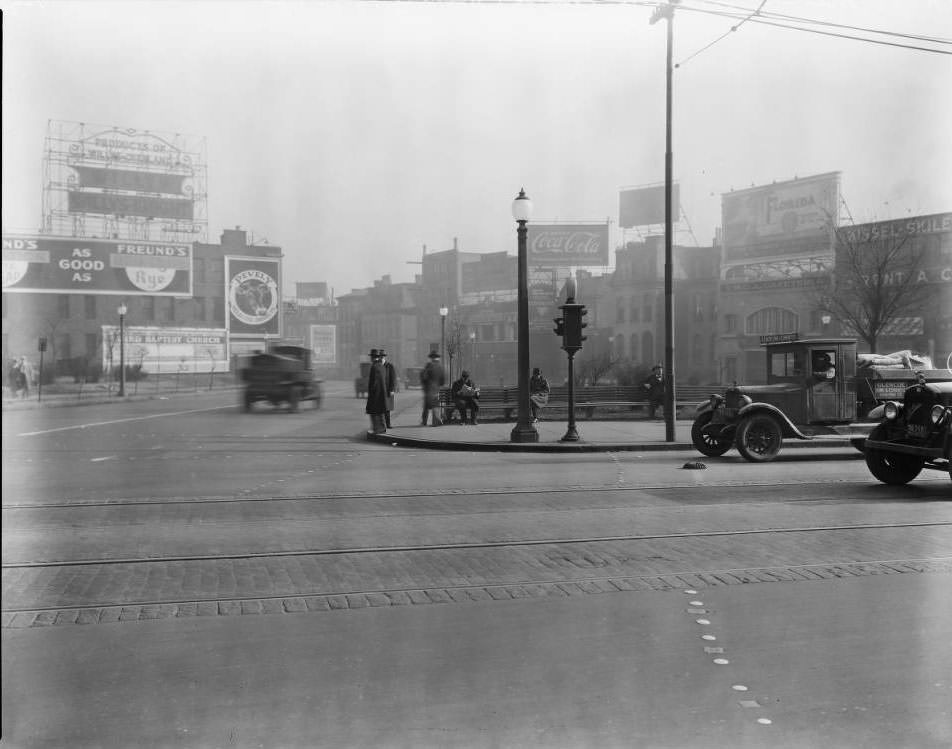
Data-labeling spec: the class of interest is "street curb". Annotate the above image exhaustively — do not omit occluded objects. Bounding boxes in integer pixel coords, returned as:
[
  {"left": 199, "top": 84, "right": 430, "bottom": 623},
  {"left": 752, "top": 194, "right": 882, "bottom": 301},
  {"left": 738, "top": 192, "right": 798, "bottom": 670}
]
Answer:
[{"left": 366, "top": 431, "right": 857, "bottom": 453}]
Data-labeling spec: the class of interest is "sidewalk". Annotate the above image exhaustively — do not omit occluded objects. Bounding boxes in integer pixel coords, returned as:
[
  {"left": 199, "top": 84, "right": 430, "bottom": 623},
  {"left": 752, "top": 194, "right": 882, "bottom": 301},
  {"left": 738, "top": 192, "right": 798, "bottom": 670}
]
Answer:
[{"left": 368, "top": 415, "right": 701, "bottom": 452}]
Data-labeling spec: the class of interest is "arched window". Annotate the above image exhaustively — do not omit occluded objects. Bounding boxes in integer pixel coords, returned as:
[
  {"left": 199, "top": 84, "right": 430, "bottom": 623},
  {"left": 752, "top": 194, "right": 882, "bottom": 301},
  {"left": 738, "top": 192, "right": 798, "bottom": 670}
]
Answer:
[
  {"left": 629, "top": 333, "right": 638, "bottom": 361},
  {"left": 614, "top": 334, "right": 626, "bottom": 359},
  {"left": 745, "top": 307, "right": 798, "bottom": 335}
]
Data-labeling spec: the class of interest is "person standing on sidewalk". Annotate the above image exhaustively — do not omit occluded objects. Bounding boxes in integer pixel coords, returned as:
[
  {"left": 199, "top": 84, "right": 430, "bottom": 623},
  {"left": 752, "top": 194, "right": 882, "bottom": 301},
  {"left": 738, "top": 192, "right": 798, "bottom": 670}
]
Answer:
[
  {"left": 420, "top": 350, "right": 445, "bottom": 426},
  {"left": 365, "top": 349, "right": 388, "bottom": 434},
  {"left": 640, "top": 364, "right": 666, "bottom": 420},
  {"left": 529, "top": 367, "right": 550, "bottom": 423},
  {"left": 380, "top": 349, "right": 397, "bottom": 429}
]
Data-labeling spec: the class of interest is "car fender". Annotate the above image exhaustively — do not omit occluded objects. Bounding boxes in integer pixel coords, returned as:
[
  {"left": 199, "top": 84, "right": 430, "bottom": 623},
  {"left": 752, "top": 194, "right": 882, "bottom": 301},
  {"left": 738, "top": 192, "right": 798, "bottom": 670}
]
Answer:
[{"left": 736, "top": 402, "right": 807, "bottom": 439}]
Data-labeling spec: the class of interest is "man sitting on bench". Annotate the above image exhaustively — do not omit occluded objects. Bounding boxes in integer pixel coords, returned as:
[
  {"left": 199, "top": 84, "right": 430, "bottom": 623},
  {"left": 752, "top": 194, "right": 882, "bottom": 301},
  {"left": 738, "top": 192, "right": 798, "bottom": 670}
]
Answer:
[{"left": 451, "top": 370, "right": 480, "bottom": 425}]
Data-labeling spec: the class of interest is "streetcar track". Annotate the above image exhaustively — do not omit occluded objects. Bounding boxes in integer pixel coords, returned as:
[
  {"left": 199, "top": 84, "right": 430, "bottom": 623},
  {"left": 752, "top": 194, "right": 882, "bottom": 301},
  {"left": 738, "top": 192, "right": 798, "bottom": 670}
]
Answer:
[
  {"left": 4, "top": 556, "right": 950, "bottom": 616},
  {"left": 4, "top": 519, "right": 950, "bottom": 569},
  {"left": 0, "top": 478, "right": 929, "bottom": 510}
]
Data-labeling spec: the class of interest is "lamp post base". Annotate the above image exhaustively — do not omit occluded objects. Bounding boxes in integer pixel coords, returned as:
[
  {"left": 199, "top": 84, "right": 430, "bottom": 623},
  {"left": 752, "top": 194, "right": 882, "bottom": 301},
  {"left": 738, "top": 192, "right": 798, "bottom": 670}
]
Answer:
[
  {"left": 560, "top": 427, "right": 580, "bottom": 442},
  {"left": 509, "top": 424, "right": 539, "bottom": 443}
]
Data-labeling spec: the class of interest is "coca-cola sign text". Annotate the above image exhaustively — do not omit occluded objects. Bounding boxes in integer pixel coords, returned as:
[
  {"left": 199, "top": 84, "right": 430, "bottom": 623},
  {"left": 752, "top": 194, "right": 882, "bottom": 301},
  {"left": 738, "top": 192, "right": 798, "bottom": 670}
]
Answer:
[{"left": 526, "top": 224, "right": 609, "bottom": 267}]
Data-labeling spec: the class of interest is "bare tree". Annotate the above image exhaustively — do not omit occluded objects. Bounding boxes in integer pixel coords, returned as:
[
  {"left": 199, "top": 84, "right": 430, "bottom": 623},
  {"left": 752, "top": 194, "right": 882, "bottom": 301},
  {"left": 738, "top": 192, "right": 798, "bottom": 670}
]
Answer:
[
  {"left": 445, "top": 316, "right": 466, "bottom": 382},
  {"left": 204, "top": 346, "right": 218, "bottom": 390},
  {"left": 577, "top": 351, "right": 616, "bottom": 386},
  {"left": 818, "top": 223, "right": 940, "bottom": 353}
]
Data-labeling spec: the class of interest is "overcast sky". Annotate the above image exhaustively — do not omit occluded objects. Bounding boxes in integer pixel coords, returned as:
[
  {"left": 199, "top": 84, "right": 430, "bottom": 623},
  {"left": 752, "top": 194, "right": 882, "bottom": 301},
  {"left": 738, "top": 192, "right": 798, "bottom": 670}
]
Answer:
[{"left": 3, "top": 0, "right": 951, "bottom": 296}]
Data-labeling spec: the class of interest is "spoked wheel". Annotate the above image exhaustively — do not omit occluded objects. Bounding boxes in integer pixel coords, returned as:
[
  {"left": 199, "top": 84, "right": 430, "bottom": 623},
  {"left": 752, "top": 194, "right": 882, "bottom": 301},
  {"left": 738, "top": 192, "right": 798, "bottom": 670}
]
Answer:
[
  {"left": 736, "top": 413, "right": 784, "bottom": 462},
  {"left": 864, "top": 424, "right": 924, "bottom": 485},
  {"left": 691, "top": 412, "right": 732, "bottom": 457}
]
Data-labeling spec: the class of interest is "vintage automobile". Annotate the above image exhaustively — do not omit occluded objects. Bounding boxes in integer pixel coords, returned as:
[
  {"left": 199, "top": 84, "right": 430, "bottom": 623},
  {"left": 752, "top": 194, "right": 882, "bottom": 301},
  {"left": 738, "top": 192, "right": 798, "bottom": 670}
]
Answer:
[
  {"left": 240, "top": 344, "right": 323, "bottom": 412},
  {"left": 863, "top": 378, "right": 952, "bottom": 485},
  {"left": 691, "top": 335, "right": 948, "bottom": 463}
]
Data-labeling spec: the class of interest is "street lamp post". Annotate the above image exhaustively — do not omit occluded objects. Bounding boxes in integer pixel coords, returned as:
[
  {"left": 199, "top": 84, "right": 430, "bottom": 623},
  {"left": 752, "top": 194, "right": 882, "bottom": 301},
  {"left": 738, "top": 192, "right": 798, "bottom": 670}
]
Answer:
[
  {"left": 510, "top": 188, "right": 539, "bottom": 443},
  {"left": 439, "top": 306, "right": 448, "bottom": 362},
  {"left": 117, "top": 302, "right": 128, "bottom": 397},
  {"left": 469, "top": 331, "right": 476, "bottom": 378}
]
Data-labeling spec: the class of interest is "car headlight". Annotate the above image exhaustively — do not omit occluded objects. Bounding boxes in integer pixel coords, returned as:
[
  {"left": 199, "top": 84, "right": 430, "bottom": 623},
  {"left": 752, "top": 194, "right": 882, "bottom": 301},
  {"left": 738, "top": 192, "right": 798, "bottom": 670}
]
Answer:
[
  {"left": 931, "top": 405, "right": 949, "bottom": 425},
  {"left": 884, "top": 401, "right": 901, "bottom": 420}
]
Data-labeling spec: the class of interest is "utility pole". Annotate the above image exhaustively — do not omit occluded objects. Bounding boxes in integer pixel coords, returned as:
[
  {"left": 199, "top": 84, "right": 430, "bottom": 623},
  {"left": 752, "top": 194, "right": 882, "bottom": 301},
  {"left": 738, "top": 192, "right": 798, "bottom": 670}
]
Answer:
[{"left": 650, "top": 0, "right": 678, "bottom": 441}]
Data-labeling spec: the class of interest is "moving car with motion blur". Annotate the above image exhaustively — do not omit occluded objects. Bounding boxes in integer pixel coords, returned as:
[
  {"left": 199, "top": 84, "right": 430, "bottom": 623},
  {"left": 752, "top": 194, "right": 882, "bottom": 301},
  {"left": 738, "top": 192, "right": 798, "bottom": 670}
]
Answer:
[
  {"left": 863, "top": 377, "right": 952, "bottom": 485},
  {"left": 691, "top": 335, "right": 948, "bottom": 463},
  {"left": 240, "top": 344, "right": 323, "bottom": 412}
]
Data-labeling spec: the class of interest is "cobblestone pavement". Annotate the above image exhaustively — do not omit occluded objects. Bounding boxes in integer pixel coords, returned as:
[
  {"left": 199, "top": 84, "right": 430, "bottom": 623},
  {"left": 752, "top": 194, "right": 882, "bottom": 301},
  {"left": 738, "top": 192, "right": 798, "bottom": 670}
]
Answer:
[{"left": 4, "top": 526, "right": 950, "bottom": 628}]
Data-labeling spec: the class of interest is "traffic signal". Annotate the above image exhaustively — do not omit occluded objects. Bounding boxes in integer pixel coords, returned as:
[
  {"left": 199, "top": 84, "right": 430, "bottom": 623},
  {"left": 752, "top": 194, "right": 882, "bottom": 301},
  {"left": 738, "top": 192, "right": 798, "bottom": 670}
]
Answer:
[
  {"left": 553, "top": 316, "right": 565, "bottom": 337},
  {"left": 560, "top": 303, "right": 588, "bottom": 351}
]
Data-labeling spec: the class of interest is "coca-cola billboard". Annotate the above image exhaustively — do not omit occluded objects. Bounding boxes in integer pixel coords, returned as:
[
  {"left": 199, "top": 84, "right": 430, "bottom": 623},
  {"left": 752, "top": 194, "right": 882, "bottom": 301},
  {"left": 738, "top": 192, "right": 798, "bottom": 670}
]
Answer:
[{"left": 526, "top": 224, "right": 609, "bottom": 267}]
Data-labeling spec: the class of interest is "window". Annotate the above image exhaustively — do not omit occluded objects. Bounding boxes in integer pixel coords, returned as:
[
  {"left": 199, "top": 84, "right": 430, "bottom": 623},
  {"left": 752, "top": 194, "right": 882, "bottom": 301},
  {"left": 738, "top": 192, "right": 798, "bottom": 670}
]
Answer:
[
  {"left": 746, "top": 307, "right": 798, "bottom": 335},
  {"left": 725, "top": 314, "right": 737, "bottom": 333},
  {"left": 770, "top": 351, "right": 805, "bottom": 377},
  {"left": 629, "top": 297, "right": 639, "bottom": 323},
  {"left": 85, "top": 333, "right": 98, "bottom": 359},
  {"left": 643, "top": 296, "right": 653, "bottom": 323},
  {"left": 84, "top": 295, "right": 97, "bottom": 319},
  {"left": 143, "top": 297, "right": 156, "bottom": 321},
  {"left": 616, "top": 300, "right": 626, "bottom": 324},
  {"left": 168, "top": 298, "right": 176, "bottom": 322}
]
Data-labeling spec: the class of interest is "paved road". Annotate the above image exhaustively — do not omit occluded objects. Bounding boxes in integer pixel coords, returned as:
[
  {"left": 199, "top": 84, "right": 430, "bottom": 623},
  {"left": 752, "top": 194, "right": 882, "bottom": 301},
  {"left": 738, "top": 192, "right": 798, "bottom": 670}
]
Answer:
[{"left": 2, "top": 383, "right": 950, "bottom": 747}]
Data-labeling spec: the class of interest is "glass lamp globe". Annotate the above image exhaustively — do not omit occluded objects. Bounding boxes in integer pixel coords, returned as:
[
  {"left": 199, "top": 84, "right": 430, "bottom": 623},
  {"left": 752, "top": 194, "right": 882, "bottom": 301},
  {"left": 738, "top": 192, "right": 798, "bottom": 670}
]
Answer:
[{"left": 511, "top": 189, "right": 532, "bottom": 222}]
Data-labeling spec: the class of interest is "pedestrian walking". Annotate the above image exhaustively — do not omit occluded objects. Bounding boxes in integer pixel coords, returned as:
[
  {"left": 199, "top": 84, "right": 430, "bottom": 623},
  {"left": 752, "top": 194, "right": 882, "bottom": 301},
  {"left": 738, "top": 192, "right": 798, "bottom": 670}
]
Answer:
[
  {"left": 640, "top": 363, "right": 666, "bottom": 420},
  {"left": 529, "top": 367, "right": 550, "bottom": 423},
  {"left": 365, "top": 349, "right": 388, "bottom": 433},
  {"left": 380, "top": 350, "right": 397, "bottom": 428},
  {"left": 420, "top": 350, "right": 445, "bottom": 426}
]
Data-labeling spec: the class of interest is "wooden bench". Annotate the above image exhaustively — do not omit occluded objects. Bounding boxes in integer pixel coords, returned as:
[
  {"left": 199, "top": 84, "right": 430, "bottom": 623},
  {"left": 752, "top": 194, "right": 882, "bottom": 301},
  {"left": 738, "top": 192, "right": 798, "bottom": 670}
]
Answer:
[{"left": 438, "top": 384, "right": 716, "bottom": 422}]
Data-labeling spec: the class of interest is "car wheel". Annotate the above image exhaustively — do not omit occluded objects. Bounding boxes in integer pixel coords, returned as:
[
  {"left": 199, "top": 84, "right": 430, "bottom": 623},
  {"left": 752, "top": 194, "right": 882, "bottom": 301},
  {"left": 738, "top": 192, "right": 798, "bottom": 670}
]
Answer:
[
  {"left": 864, "top": 424, "right": 924, "bottom": 485},
  {"left": 736, "top": 413, "right": 783, "bottom": 462},
  {"left": 691, "top": 412, "right": 732, "bottom": 457},
  {"left": 288, "top": 386, "right": 300, "bottom": 413}
]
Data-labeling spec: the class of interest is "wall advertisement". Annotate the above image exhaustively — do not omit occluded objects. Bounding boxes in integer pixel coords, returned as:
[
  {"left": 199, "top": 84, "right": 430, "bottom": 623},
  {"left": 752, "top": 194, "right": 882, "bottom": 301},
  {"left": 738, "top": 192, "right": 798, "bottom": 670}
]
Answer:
[
  {"left": 100, "top": 326, "right": 227, "bottom": 373},
  {"left": 526, "top": 223, "right": 610, "bottom": 267},
  {"left": 2, "top": 235, "right": 192, "bottom": 296},
  {"left": 225, "top": 256, "right": 281, "bottom": 337},
  {"left": 309, "top": 325, "right": 337, "bottom": 365}
]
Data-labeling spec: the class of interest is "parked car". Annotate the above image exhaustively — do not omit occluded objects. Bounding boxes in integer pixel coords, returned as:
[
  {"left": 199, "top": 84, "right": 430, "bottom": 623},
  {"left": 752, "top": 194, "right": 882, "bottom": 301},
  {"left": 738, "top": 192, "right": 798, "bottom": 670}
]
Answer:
[
  {"left": 240, "top": 345, "right": 323, "bottom": 412},
  {"left": 863, "top": 378, "right": 952, "bottom": 485},
  {"left": 691, "top": 336, "right": 948, "bottom": 463}
]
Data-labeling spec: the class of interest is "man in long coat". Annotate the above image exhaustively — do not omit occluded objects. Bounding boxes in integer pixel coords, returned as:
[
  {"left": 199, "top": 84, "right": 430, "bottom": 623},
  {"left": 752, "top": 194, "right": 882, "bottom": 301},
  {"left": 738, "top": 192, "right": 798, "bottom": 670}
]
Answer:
[
  {"left": 420, "top": 350, "right": 445, "bottom": 426},
  {"left": 365, "top": 349, "right": 389, "bottom": 433},
  {"left": 380, "top": 349, "right": 397, "bottom": 429}
]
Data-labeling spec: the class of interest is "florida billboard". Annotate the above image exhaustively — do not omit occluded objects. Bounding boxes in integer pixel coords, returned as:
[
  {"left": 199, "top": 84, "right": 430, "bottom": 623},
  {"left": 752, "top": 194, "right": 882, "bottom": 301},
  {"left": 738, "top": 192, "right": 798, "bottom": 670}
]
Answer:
[{"left": 2, "top": 235, "right": 192, "bottom": 296}]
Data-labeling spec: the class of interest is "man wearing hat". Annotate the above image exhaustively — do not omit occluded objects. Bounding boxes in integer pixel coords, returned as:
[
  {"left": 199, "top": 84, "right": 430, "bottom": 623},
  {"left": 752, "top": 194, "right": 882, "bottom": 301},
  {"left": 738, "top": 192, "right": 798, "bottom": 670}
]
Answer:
[
  {"left": 379, "top": 349, "right": 397, "bottom": 429},
  {"left": 451, "top": 369, "right": 480, "bottom": 425},
  {"left": 640, "top": 363, "right": 666, "bottom": 420},
  {"left": 419, "top": 350, "right": 445, "bottom": 426},
  {"left": 365, "top": 349, "right": 388, "bottom": 433}
]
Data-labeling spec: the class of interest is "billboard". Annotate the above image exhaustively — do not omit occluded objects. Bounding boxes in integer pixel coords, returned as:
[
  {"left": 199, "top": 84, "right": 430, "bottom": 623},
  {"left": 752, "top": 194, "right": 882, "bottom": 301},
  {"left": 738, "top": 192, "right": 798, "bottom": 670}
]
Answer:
[
  {"left": 722, "top": 172, "right": 840, "bottom": 262},
  {"left": 101, "top": 326, "right": 227, "bottom": 373},
  {"left": 309, "top": 324, "right": 337, "bottom": 365},
  {"left": 44, "top": 121, "right": 207, "bottom": 243},
  {"left": 225, "top": 256, "right": 281, "bottom": 337},
  {"left": 2, "top": 235, "right": 192, "bottom": 296},
  {"left": 619, "top": 184, "right": 680, "bottom": 228},
  {"left": 526, "top": 224, "right": 610, "bottom": 267}
]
